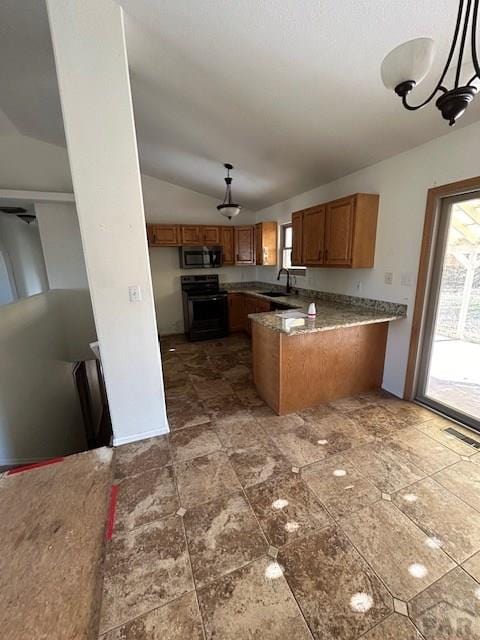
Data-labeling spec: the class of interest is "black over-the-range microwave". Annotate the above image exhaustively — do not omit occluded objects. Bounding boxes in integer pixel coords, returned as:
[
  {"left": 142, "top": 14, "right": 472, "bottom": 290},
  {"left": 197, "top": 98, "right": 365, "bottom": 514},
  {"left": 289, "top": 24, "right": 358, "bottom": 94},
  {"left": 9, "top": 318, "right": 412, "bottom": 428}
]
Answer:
[{"left": 179, "top": 245, "right": 223, "bottom": 269}]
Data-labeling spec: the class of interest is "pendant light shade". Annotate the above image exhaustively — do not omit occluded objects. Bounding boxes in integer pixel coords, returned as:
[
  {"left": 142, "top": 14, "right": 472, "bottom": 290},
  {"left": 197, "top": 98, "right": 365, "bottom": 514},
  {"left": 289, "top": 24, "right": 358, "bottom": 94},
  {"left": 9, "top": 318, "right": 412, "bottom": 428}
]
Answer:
[
  {"left": 218, "top": 205, "right": 241, "bottom": 219},
  {"left": 381, "top": 38, "right": 435, "bottom": 89},
  {"left": 217, "top": 163, "right": 242, "bottom": 220},
  {"left": 381, "top": 0, "right": 480, "bottom": 126}
]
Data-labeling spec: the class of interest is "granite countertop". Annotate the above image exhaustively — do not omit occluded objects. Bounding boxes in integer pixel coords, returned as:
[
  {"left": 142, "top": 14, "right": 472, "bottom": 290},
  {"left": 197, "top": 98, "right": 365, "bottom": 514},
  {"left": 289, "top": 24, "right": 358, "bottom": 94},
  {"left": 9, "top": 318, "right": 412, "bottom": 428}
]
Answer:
[
  {"left": 226, "top": 287, "right": 303, "bottom": 310},
  {"left": 226, "top": 286, "right": 406, "bottom": 336}
]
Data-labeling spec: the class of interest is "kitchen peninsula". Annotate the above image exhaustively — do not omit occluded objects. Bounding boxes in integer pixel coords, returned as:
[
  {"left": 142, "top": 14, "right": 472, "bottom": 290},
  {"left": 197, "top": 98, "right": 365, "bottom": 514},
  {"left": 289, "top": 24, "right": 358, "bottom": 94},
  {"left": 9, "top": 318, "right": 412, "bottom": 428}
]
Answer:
[{"left": 232, "top": 286, "right": 406, "bottom": 415}]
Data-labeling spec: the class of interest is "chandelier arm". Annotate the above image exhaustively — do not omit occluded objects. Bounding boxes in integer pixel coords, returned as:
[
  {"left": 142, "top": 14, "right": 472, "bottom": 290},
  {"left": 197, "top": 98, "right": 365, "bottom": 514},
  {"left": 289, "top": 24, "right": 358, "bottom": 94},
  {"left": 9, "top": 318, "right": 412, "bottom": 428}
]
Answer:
[
  {"left": 455, "top": 0, "right": 472, "bottom": 88},
  {"left": 400, "top": 0, "right": 466, "bottom": 111},
  {"left": 472, "top": 0, "right": 480, "bottom": 77}
]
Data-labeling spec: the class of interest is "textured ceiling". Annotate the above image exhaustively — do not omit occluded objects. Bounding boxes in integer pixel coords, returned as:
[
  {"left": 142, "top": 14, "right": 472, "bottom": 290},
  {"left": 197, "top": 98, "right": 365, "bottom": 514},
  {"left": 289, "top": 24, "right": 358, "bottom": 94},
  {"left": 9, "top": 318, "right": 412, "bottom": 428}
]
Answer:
[{"left": 1, "top": 0, "right": 479, "bottom": 209}]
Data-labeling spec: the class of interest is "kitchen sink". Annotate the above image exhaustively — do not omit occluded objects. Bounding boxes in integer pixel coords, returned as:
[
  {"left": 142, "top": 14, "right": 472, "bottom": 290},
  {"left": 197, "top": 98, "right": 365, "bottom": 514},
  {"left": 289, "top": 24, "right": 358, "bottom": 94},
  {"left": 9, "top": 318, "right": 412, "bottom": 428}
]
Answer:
[{"left": 261, "top": 291, "right": 287, "bottom": 298}]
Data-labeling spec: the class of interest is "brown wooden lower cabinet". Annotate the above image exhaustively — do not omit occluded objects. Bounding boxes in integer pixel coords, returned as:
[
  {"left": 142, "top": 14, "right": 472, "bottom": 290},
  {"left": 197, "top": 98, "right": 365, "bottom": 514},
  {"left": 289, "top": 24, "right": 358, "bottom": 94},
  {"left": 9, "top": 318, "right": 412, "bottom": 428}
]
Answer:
[
  {"left": 254, "top": 298, "right": 271, "bottom": 313},
  {"left": 252, "top": 321, "right": 389, "bottom": 414},
  {"left": 228, "top": 293, "right": 271, "bottom": 335},
  {"left": 228, "top": 293, "right": 245, "bottom": 332}
]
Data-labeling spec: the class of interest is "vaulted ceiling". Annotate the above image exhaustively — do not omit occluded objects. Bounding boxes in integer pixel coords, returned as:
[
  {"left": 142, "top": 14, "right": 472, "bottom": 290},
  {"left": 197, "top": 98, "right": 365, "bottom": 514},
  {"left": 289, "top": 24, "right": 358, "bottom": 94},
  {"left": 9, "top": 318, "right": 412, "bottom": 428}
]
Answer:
[{"left": 1, "top": 0, "right": 479, "bottom": 209}]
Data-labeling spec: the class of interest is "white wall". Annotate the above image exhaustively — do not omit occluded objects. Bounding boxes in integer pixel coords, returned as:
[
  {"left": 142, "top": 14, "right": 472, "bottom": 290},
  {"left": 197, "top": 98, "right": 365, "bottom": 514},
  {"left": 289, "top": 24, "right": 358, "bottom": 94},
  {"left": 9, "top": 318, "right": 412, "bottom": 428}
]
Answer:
[
  {"left": 0, "top": 212, "right": 49, "bottom": 299},
  {"left": 255, "top": 119, "right": 480, "bottom": 397},
  {"left": 36, "top": 201, "right": 89, "bottom": 289},
  {"left": 0, "top": 250, "right": 16, "bottom": 305},
  {"left": 142, "top": 174, "right": 257, "bottom": 334},
  {"left": 48, "top": 0, "right": 168, "bottom": 446},
  {"left": 0, "top": 291, "right": 88, "bottom": 466},
  {"left": 149, "top": 249, "right": 254, "bottom": 334},
  {"left": 57, "top": 288, "right": 97, "bottom": 362},
  {"left": 0, "top": 195, "right": 95, "bottom": 464},
  {"left": 0, "top": 134, "right": 72, "bottom": 192},
  {"left": 0, "top": 134, "right": 257, "bottom": 336}
]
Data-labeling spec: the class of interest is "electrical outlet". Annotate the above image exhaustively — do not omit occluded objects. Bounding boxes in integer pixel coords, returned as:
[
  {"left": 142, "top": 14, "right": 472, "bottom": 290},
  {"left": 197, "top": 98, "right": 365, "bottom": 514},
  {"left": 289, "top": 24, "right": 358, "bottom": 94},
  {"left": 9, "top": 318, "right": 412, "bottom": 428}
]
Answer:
[
  {"left": 128, "top": 285, "right": 142, "bottom": 302},
  {"left": 384, "top": 272, "right": 393, "bottom": 285}
]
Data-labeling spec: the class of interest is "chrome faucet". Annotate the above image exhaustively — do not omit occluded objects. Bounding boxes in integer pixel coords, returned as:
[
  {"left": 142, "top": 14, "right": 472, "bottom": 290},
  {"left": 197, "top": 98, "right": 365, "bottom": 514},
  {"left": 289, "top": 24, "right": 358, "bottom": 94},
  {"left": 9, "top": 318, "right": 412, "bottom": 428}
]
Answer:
[{"left": 277, "top": 268, "right": 291, "bottom": 294}]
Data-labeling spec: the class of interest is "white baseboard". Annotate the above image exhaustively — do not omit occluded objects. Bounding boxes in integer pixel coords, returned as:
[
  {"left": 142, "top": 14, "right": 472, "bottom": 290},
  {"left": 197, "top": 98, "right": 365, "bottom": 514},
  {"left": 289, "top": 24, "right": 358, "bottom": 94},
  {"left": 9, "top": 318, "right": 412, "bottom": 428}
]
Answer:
[{"left": 112, "top": 424, "right": 170, "bottom": 447}]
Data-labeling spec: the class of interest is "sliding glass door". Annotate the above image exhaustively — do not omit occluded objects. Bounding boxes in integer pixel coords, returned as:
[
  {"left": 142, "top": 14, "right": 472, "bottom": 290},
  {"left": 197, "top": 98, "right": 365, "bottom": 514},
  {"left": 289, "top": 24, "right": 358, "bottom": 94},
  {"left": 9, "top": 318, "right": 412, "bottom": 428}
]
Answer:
[{"left": 416, "top": 192, "right": 480, "bottom": 432}]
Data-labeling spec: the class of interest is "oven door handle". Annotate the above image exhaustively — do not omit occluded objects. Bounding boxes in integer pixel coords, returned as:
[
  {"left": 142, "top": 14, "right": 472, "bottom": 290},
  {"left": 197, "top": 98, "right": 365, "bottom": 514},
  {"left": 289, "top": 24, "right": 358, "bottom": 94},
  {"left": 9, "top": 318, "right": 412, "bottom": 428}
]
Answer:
[{"left": 190, "top": 295, "right": 226, "bottom": 302}]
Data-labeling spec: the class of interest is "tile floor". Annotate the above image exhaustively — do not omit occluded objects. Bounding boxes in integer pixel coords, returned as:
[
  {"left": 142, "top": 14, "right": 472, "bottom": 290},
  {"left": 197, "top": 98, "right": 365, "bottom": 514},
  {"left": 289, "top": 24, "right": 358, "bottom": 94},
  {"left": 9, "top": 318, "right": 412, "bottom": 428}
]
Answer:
[
  {"left": 99, "top": 334, "right": 480, "bottom": 640},
  {"left": 0, "top": 448, "right": 114, "bottom": 640}
]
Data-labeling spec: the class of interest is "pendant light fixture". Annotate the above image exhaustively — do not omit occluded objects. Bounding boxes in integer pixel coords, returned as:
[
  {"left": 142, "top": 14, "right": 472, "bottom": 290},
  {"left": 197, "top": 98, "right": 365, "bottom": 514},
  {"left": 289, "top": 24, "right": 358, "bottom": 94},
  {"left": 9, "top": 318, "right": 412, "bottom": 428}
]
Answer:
[
  {"left": 381, "top": 0, "right": 480, "bottom": 125},
  {"left": 217, "top": 163, "right": 242, "bottom": 220}
]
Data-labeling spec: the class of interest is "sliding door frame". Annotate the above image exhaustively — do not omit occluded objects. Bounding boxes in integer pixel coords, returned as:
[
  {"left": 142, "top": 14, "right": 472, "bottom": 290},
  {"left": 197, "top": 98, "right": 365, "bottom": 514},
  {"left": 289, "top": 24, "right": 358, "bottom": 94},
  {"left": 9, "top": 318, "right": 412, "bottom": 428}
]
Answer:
[
  {"left": 405, "top": 176, "right": 480, "bottom": 412},
  {"left": 414, "top": 191, "right": 480, "bottom": 432}
]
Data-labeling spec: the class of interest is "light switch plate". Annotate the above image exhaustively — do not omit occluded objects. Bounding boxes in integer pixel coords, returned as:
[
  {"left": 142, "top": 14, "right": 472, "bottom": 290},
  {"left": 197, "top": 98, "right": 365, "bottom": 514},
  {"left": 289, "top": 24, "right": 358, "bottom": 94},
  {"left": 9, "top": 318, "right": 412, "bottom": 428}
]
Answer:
[
  {"left": 384, "top": 272, "right": 393, "bottom": 285},
  {"left": 128, "top": 285, "right": 142, "bottom": 302}
]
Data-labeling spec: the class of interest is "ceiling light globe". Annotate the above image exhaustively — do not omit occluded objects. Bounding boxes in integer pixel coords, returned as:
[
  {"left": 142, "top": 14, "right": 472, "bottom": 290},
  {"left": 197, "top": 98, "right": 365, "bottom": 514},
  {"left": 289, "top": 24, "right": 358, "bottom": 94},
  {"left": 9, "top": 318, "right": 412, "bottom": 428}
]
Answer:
[
  {"left": 218, "top": 205, "right": 242, "bottom": 219},
  {"left": 381, "top": 37, "right": 435, "bottom": 90}
]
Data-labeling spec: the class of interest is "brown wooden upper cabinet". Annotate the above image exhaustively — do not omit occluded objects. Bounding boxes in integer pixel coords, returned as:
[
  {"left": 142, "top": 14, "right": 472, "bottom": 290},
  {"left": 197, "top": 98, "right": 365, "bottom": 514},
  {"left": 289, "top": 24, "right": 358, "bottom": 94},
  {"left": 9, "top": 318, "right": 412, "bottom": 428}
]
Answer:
[
  {"left": 291, "top": 193, "right": 379, "bottom": 268},
  {"left": 180, "top": 224, "right": 203, "bottom": 246},
  {"left": 324, "top": 197, "right": 354, "bottom": 266},
  {"left": 180, "top": 225, "right": 202, "bottom": 245},
  {"left": 147, "top": 222, "right": 278, "bottom": 269},
  {"left": 221, "top": 226, "right": 235, "bottom": 265},
  {"left": 179, "top": 225, "right": 223, "bottom": 245},
  {"left": 302, "top": 206, "right": 325, "bottom": 266},
  {"left": 291, "top": 211, "right": 303, "bottom": 266},
  {"left": 201, "top": 226, "right": 221, "bottom": 244},
  {"left": 255, "top": 222, "right": 278, "bottom": 266},
  {"left": 235, "top": 225, "right": 255, "bottom": 265},
  {"left": 148, "top": 224, "right": 179, "bottom": 246}
]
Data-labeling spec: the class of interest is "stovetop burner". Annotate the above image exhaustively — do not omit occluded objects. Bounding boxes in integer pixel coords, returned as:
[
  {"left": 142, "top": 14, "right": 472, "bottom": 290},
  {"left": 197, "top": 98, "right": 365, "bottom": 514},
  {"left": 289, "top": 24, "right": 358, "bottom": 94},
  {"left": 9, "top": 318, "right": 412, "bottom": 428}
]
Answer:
[{"left": 181, "top": 274, "right": 222, "bottom": 294}]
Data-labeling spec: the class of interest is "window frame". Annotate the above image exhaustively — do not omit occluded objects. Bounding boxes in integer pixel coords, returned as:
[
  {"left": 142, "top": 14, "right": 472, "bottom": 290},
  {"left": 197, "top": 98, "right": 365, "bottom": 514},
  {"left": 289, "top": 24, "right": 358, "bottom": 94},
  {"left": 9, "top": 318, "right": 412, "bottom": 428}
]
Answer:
[{"left": 280, "top": 223, "right": 306, "bottom": 275}]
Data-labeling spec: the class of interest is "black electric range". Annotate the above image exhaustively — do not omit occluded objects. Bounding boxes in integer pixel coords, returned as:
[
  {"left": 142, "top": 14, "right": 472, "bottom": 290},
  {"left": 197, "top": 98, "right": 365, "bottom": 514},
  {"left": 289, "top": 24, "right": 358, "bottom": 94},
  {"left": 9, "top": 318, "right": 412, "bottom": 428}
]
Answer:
[{"left": 181, "top": 275, "right": 229, "bottom": 341}]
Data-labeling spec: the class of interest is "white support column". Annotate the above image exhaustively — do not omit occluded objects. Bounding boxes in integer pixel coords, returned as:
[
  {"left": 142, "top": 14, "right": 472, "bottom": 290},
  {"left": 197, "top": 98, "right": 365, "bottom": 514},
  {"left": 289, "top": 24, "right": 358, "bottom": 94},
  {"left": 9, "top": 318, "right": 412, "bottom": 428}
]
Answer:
[{"left": 47, "top": 0, "right": 168, "bottom": 444}]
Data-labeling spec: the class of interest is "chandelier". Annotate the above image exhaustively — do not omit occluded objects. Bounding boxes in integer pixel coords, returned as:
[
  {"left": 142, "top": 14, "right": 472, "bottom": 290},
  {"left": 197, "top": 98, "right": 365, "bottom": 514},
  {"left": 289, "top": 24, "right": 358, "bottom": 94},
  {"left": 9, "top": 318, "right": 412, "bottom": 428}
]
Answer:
[
  {"left": 217, "top": 163, "right": 242, "bottom": 220},
  {"left": 381, "top": 0, "right": 480, "bottom": 125}
]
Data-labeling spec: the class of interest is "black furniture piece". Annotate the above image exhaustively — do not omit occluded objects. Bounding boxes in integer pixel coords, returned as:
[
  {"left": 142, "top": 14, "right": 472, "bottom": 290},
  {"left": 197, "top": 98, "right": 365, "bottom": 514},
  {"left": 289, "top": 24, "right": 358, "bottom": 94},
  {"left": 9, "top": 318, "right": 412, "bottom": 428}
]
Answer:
[{"left": 181, "top": 275, "right": 228, "bottom": 341}]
